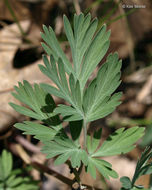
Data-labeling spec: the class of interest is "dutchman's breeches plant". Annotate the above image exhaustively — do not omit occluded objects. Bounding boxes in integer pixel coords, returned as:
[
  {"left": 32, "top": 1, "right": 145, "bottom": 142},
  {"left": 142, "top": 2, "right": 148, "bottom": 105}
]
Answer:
[{"left": 10, "top": 13, "right": 147, "bottom": 190}]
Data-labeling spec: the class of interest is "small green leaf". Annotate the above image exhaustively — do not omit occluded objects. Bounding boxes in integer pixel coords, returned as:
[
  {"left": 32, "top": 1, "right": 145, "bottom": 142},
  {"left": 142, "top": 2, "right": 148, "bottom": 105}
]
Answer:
[
  {"left": 42, "top": 136, "right": 88, "bottom": 168},
  {"left": 0, "top": 151, "right": 38, "bottom": 190},
  {"left": 10, "top": 81, "right": 58, "bottom": 125},
  {"left": 6, "top": 176, "right": 22, "bottom": 187},
  {"left": 140, "top": 124, "right": 152, "bottom": 147},
  {"left": 86, "top": 158, "right": 97, "bottom": 179},
  {"left": 120, "top": 176, "right": 132, "bottom": 189},
  {"left": 0, "top": 150, "right": 12, "bottom": 180}
]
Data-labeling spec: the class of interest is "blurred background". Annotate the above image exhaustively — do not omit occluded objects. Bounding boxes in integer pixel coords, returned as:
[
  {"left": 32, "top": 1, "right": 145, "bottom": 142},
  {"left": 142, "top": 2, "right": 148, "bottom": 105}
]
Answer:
[{"left": 0, "top": 0, "right": 152, "bottom": 189}]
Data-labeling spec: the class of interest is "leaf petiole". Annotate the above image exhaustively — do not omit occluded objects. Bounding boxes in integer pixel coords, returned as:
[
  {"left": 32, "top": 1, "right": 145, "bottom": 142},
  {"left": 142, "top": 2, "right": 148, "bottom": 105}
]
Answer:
[{"left": 83, "top": 119, "right": 87, "bottom": 150}]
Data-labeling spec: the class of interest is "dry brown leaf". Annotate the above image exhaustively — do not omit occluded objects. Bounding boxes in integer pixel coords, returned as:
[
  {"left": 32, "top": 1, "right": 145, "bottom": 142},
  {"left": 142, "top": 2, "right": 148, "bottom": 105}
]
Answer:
[
  {"left": 105, "top": 156, "right": 136, "bottom": 189},
  {"left": 109, "top": 0, "right": 152, "bottom": 58},
  {"left": 0, "top": 59, "right": 50, "bottom": 132},
  {"left": 0, "top": 21, "right": 57, "bottom": 132},
  {"left": 137, "top": 75, "right": 152, "bottom": 104},
  {"left": 0, "top": 0, "right": 29, "bottom": 21}
]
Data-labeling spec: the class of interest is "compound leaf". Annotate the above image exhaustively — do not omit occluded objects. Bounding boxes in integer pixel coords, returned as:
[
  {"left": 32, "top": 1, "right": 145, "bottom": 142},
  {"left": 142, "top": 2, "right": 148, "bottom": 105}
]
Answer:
[
  {"left": 40, "top": 15, "right": 120, "bottom": 123},
  {"left": 39, "top": 56, "right": 84, "bottom": 121},
  {"left": 10, "top": 81, "right": 59, "bottom": 126},
  {"left": 42, "top": 136, "right": 88, "bottom": 168},
  {"left": 92, "top": 127, "right": 145, "bottom": 157},
  {"left": 0, "top": 150, "right": 38, "bottom": 190}
]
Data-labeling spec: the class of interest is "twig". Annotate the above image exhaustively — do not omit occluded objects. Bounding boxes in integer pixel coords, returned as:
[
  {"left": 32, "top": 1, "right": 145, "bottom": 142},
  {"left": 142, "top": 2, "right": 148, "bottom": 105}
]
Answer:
[
  {"left": 15, "top": 144, "right": 31, "bottom": 164},
  {"left": 73, "top": 0, "right": 81, "bottom": 15},
  {"left": 85, "top": 0, "right": 104, "bottom": 14},
  {"left": 0, "top": 130, "right": 12, "bottom": 140},
  {"left": 32, "top": 162, "right": 103, "bottom": 190},
  {"left": 13, "top": 144, "right": 103, "bottom": 190},
  {"left": 66, "top": 160, "right": 81, "bottom": 183},
  {"left": 14, "top": 144, "right": 74, "bottom": 186},
  {"left": 15, "top": 135, "right": 41, "bottom": 153},
  {"left": 0, "top": 18, "right": 38, "bottom": 46},
  {"left": 31, "top": 161, "right": 73, "bottom": 186},
  {"left": 137, "top": 74, "right": 152, "bottom": 103},
  {"left": 0, "top": 88, "right": 14, "bottom": 94}
]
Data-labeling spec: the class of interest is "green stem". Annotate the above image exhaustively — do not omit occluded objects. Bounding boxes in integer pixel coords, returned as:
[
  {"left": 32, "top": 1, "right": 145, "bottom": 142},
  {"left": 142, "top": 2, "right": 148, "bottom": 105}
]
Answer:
[
  {"left": 107, "top": 8, "right": 136, "bottom": 25},
  {"left": 83, "top": 119, "right": 87, "bottom": 150},
  {"left": 99, "top": 0, "right": 121, "bottom": 26},
  {"left": 84, "top": 0, "right": 104, "bottom": 14},
  {"left": 4, "top": 0, "right": 26, "bottom": 36}
]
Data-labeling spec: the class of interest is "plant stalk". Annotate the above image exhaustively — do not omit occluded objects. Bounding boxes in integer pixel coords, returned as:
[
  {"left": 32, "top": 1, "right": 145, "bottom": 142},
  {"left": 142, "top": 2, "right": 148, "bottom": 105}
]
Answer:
[
  {"left": 4, "top": 0, "right": 26, "bottom": 36},
  {"left": 83, "top": 119, "right": 87, "bottom": 150},
  {"left": 66, "top": 160, "right": 81, "bottom": 184}
]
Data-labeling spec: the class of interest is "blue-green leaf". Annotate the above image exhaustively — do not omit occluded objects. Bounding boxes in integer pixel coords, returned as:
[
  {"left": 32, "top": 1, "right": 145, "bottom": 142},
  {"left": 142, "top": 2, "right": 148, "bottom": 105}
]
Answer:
[
  {"left": 10, "top": 81, "right": 58, "bottom": 125},
  {"left": 80, "top": 25, "right": 110, "bottom": 90},
  {"left": 92, "top": 127, "right": 145, "bottom": 157},
  {"left": 42, "top": 136, "right": 88, "bottom": 168},
  {"left": 10, "top": 103, "right": 42, "bottom": 120},
  {"left": 84, "top": 53, "right": 122, "bottom": 122},
  {"left": 87, "top": 128, "right": 102, "bottom": 154},
  {"left": 120, "top": 176, "right": 132, "bottom": 189},
  {"left": 14, "top": 121, "right": 61, "bottom": 142},
  {"left": 63, "top": 15, "right": 75, "bottom": 56},
  {"left": 87, "top": 157, "right": 118, "bottom": 179},
  {"left": 0, "top": 150, "right": 12, "bottom": 180},
  {"left": 41, "top": 25, "right": 73, "bottom": 75}
]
